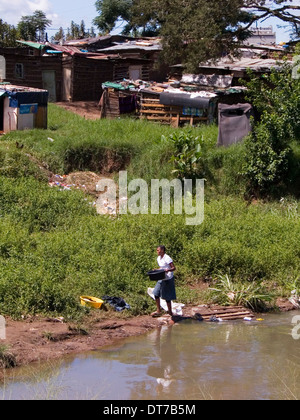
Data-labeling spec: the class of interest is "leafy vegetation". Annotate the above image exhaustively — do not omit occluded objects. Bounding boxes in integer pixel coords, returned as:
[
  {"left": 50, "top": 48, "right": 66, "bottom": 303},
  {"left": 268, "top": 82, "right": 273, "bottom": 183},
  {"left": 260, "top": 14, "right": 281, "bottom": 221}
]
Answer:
[
  {"left": 92, "top": 1, "right": 300, "bottom": 70},
  {"left": 209, "top": 273, "right": 274, "bottom": 312},
  {"left": 0, "top": 99, "right": 300, "bottom": 319},
  {"left": 162, "top": 130, "right": 203, "bottom": 180},
  {"left": 241, "top": 62, "right": 300, "bottom": 198}
]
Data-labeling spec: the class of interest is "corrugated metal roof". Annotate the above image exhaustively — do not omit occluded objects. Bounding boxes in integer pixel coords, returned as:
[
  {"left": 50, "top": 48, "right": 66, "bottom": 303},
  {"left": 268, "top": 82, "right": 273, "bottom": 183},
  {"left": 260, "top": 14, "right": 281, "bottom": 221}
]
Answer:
[
  {"left": 16, "top": 40, "right": 44, "bottom": 50},
  {"left": 47, "top": 43, "right": 108, "bottom": 57},
  {"left": 97, "top": 41, "right": 162, "bottom": 53},
  {"left": 181, "top": 73, "right": 233, "bottom": 88},
  {"left": 63, "top": 35, "right": 134, "bottom": 47},
  {"left": 0, "top": 84, "right": 47, "bottom": 93},
  {"left": 199, "top": 56, "right": 291, "bottom": 72},
  {"left": 47, "top": 44, "right": 85, "bottom": 55}
]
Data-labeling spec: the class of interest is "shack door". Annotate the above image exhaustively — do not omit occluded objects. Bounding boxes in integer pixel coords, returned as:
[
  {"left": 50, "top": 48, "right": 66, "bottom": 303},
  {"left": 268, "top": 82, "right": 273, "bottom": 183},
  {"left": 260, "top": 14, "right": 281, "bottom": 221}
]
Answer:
[
  {"left": 42, "top": 70, "right": 56, "bottom": 102},
  {"left": 62, "top": 67, "right": 72, "bottom": 101}
]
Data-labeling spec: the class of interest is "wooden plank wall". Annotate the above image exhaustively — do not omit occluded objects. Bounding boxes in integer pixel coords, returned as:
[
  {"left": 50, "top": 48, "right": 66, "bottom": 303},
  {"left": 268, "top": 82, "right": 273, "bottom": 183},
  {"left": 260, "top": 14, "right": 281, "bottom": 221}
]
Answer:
[
  {"left": 113, "top": 60, "right": 150, "bottom": 81},
  {"left": 71, "top": 56, "right": 114, "bottom": 102},
  {"left": 104, "top": 89, "right": 120, "bottom": 119},
  {"left": 3, "top": 54, "right": 63, "bottom": 101}
]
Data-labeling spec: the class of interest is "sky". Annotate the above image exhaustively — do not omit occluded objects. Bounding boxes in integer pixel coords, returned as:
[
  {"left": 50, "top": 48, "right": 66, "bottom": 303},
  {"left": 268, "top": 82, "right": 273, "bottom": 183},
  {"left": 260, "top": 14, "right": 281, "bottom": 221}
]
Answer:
[
  {"left": 0, "top": 0, "right": 299, "bottom": 42},
  {"left": 0, "top": 0, "right": 97, "bottom": 34}
]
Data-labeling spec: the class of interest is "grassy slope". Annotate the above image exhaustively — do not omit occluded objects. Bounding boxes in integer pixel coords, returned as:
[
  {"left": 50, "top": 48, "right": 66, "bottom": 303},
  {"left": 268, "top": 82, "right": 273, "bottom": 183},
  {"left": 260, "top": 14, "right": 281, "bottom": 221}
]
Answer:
[{"left": 0, "top": 104, "right": 299, "bottom": 319}]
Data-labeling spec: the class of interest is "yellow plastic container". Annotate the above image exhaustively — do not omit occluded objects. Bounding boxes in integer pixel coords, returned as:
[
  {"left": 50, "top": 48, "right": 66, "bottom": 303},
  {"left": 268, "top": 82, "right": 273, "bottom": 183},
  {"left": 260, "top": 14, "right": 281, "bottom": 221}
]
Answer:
[{"left": 80, "top": 296, "right": 104, "bottom": 309}]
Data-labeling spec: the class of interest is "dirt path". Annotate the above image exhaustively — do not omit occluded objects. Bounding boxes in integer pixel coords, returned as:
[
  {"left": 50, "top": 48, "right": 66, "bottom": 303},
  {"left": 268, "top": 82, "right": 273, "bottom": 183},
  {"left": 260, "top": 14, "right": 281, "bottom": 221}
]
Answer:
[{"left": 55, "top": 101, "right": 101, "bottom": 120}]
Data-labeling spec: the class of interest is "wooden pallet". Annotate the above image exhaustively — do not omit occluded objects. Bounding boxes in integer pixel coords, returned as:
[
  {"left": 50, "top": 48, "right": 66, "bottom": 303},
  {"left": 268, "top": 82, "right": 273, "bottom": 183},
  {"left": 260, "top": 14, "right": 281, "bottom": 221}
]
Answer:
[
  {"left": 139, "top": 100, "right": 208, "bottom": 127},
  {"left": 185, "top": 305, "right": 255, "bottom": 321}
]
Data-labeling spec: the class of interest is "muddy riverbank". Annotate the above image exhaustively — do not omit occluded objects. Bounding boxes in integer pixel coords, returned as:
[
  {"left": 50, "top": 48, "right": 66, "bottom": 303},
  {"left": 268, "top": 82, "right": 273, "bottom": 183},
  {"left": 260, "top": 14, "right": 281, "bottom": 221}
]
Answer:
[{"left": 0, "top": 297, "right": 295, "bottom": 379}]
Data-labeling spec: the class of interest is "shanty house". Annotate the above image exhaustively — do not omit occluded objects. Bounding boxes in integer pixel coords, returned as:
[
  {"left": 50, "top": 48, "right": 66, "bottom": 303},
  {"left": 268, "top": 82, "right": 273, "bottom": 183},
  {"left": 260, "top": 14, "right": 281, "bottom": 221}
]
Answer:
[
  {"left": 61, "top": 35, "right": 135, "bottom": 52},
  {"left": 99, "top": 79, "right": 219, "bottom": 127},
  {"left": 0, "top": 42, "right": 63, "bottom": 102},
  {"left": 0, "top": 83, "right": 48, "bottom": 133},
  {"left": 0, "top": 37, "right": 166, "bottom": 103},
  {"left": 96, "top": 38, "right": 168, "bottom": 82}
]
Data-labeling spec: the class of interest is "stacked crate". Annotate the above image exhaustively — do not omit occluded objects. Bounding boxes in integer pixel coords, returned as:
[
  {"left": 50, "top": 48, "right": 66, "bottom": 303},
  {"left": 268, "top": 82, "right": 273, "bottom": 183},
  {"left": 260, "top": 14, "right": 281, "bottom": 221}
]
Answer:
[{"left": 139, "top": 91, "right": 208, "bottom": 127}]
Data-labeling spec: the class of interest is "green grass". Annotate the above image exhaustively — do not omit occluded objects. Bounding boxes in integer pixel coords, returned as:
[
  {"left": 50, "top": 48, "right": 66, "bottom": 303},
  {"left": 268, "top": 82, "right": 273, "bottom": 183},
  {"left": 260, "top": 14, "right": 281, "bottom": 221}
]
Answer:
[{"left": 0, "top": 104, "right": 299, "bottom": 318}]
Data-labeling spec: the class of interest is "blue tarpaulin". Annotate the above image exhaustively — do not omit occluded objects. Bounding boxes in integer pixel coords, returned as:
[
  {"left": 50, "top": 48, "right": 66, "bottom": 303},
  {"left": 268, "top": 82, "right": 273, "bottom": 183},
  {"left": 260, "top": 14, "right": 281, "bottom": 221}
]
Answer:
[{"left": 7, "top": 90, "right": 48, "bottom": 108}]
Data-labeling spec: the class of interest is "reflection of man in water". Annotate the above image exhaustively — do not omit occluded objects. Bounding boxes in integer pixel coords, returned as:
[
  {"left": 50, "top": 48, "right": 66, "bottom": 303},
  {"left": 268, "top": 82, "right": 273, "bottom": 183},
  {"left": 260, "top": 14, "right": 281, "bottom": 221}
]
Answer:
[{"left": 147, "top": 325, "right": 179, "bottom": 394}]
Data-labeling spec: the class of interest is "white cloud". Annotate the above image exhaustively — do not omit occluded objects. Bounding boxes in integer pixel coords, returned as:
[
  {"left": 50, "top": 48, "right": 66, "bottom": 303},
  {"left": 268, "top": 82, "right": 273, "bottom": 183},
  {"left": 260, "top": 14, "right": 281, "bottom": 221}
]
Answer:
[{"left": 0, "top": 0, "right": 52, "bottom": 25}]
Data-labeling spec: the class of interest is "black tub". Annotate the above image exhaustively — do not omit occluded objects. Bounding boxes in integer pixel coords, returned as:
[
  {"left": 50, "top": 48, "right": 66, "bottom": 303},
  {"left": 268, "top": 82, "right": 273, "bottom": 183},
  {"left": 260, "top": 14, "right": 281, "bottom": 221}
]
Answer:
[{"left": 147, "top": 269, "right": 166, "bottom": 281}]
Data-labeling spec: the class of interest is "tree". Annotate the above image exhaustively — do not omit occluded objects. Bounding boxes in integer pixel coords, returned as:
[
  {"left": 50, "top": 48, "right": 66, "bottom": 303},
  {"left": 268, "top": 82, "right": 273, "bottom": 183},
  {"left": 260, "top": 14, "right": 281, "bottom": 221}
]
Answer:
[
  {"left": 89, "top": 27, "right": 97, "bottom": 38},
  {"left": 32, "top": 10, "right": 52, "bottom": 42},
  {"left": 66, "top": 20, "right": 91, "bottom": 40},
  {"left": 52, "top": 27, "right": 65, "bottom": 43},
  {"left": 93, "top": 0, "right": 135, "bottom": 34},
  {"left": 0, "top": 19, "right": 19, "bottom": 47},
  {"left": 70, "top": 21, "right": 80, "bottom": 39},
  {"left": 93, "top": 1, "right": 300, "bottom": 69},
  {"left": 79, "top": 20, "right": 85, "bottom": 38},
  {"left": 17, "top": 10, "right": 52, "bottom": 42},
  {"left": 132, "top": 0, "right": 254, "bottom": 71}
]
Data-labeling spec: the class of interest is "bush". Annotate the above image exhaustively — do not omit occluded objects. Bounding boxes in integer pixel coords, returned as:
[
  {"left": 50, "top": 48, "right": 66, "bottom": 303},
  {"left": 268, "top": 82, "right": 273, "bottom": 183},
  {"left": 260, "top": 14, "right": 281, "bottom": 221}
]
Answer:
[
  {"left": 209, "top": 273, "right": 274, "bottom": 312},
  {"left": 241, "top": 62, "right": 300, "bottom": 198}
]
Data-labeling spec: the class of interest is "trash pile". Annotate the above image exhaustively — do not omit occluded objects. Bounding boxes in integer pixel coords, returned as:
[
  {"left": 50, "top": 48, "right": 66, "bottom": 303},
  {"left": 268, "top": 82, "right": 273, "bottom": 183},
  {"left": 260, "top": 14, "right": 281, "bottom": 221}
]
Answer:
[
  {"left": 48, "top": 172, "right": 125, "bottom": 216},
  {"left": 49, "top": 172, "right": 104, "bottom": 194},
  {"left": 289, "top": 290, "right": 300, "bottom": 309},
  {"left": 48, "top": 174, "right": 74, "bottom": 191}
]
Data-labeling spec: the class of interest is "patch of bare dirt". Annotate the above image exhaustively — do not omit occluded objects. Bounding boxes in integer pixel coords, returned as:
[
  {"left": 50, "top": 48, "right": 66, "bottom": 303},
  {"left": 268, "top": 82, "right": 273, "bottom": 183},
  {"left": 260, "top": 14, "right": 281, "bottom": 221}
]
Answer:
[
  {"left": 64, "top": 171, "right": 104, "bottom": 197},
  {"left": 55, "top": 101, "right": 101, "bottom": 120}
]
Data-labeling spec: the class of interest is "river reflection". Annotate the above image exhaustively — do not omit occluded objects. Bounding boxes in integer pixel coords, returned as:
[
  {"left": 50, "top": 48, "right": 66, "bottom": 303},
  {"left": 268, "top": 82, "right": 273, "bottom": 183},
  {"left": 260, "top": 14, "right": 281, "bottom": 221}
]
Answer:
[{"left": 1, "top": 311, "right": 300, "bottom": 400}]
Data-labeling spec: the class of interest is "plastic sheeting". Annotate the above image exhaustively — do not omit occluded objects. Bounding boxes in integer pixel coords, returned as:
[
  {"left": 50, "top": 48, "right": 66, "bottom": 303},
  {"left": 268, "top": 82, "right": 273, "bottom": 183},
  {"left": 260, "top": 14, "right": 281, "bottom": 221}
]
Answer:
[
  {"left": 217, "top": 103, "right": 253, "bottom": 147},
  {"left": 160, "top": 92, "right": 211, "bottom": 109}
]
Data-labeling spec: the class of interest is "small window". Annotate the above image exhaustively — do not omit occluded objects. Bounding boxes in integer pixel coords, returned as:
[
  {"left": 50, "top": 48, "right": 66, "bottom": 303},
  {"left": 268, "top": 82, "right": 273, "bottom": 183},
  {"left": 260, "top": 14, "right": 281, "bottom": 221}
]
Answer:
[
  {"left": 129, "top": 65, "right": 142, "bottom": 81},
  {"left": 15, "top": 63, "right": 24, "bottom": 79}
]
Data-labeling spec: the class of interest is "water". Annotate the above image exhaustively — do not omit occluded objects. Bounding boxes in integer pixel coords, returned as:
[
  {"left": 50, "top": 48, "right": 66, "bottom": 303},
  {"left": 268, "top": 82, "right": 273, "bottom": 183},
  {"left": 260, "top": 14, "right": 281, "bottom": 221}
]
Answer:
[{"left": 1, "top": 311, "right": 300, "bottom": 400}]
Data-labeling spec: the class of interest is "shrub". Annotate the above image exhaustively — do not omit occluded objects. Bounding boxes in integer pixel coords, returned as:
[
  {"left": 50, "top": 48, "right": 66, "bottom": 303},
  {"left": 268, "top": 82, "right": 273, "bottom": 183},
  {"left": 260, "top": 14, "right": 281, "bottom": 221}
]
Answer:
[
  {"left": 209, "top": 273, "right": 274, "bottom": 311},
  {"left": 241, "top": 62, "right": 300, "bottom": 198}
]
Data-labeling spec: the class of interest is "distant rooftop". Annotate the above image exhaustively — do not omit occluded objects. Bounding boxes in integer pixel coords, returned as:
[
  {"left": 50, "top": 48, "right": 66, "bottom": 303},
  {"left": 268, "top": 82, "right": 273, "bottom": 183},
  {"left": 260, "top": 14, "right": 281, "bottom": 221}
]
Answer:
[
  {"left": 250, "top": 26, "right": 276, "bottom": 35},
  {"left": 244, "top": 26, "right": 277, "bottom": 46},
  {"left": 97, "top": 39, "right": 162, "bottom": 53}
]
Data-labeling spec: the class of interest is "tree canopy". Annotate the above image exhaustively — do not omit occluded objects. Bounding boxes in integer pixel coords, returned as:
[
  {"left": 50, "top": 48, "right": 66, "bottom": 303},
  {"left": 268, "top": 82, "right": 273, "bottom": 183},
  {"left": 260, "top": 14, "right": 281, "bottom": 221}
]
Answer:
[
  {"left": 92, "top": 0, "right": 300, "bottom": 70},
  {"left": 17, "top": 10, "right": 52, "bottom": 42},
  {"left": 93, "top": 0, "right": 134, "bottom": 34},
  {"left": 0, "top": 19, "right": 19, "bottom": 47}
]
